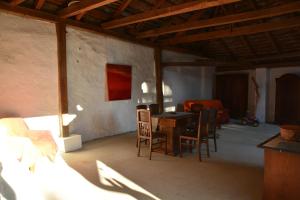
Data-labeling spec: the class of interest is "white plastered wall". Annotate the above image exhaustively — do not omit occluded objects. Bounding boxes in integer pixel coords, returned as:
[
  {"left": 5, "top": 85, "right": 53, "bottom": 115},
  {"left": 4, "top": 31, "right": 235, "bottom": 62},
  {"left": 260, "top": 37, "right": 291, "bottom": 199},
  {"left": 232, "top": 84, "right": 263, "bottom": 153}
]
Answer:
[
  {"left": 162, "top": 51, "right": 215, "bottom": 111},
  {"left": 0, "top": 12, "right": 59, "bottom": 118},
  {"left": 66, "top": 28, "right": 156, "bottom": 141}
]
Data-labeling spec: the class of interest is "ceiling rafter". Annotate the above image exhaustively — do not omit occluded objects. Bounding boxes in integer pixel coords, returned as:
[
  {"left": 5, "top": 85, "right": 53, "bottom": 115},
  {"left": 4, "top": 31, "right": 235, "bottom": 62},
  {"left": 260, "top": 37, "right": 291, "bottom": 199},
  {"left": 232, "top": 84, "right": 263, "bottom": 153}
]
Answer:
[
  {"left": 58, "top": 0, "right": 119, "bottom": 19},
  {"left": 134, "top": 0, "right": 166, "bottom": 32},
  {"left": 248, "top": 0, "right": 282, "bottom": 54},
  {"left": 112, "top": 0, "right": 134, "bottom": 18},
  {"left": 137, "top": 1, "right": 300, "bottom": 38},
  {"left": 218, "top": 39, "right": 237, "bottom": 59},
  {"left": 10, "top": 0, "right": 26, "bottom": 6},
  {"left": 35, "top": 0, "right": 46, "bottom": 9},
  {"left": 240, "top": 36, "right": 257, "bottom": 56},
  {"left": 101, "top": 0, "right": 240, "bottom": 29},
  {"left": 161, "top": 16, "right": 300, "bottom": 45}
]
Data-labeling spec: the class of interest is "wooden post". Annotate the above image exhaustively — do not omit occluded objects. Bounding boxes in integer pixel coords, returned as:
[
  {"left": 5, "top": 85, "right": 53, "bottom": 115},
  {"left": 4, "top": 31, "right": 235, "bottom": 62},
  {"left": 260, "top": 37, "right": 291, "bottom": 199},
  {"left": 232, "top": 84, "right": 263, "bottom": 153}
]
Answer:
[
  {"left": 154, "top": 47, "right": 164, "bottom": 113},
  {"left": 56, "top": 22, "right": 69, "bottom": 137}
]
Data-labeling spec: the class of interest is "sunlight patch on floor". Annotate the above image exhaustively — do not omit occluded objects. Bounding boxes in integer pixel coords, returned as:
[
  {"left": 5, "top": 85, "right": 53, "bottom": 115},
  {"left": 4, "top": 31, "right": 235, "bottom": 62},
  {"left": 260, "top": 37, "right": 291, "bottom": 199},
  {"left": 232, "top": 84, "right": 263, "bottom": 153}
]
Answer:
[{"left": 97, "top": 160, "right": 160, "bottom": 200}]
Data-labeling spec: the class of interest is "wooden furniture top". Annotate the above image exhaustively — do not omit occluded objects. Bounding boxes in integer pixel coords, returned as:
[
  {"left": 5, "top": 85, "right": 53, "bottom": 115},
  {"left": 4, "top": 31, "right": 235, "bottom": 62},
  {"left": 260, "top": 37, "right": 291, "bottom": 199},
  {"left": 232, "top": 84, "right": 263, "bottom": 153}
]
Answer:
[
  {"left": 152, "top": 112, "right": 193, "bottom": 120},
  {"left": 258, "top": 134, "right": 300, "bottom": 154}
]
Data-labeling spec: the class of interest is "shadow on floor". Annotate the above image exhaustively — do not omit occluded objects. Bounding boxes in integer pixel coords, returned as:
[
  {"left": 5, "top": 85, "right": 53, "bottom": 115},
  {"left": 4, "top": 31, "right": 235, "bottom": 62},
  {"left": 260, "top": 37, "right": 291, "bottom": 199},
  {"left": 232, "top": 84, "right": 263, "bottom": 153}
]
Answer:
[{"left": 0, "top": 162, "right": 16, "bottom": 200}]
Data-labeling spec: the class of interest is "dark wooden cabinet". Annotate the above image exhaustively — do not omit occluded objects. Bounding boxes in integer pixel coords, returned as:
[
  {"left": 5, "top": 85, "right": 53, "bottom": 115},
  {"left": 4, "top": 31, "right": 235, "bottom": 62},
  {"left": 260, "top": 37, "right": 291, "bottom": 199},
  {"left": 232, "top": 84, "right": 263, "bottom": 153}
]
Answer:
[
  {"left": 216, "top": 74, "right": 248, "bottom": 119},
  {"left": 275, "top": 74, "right": 300, "bottom": 124}
]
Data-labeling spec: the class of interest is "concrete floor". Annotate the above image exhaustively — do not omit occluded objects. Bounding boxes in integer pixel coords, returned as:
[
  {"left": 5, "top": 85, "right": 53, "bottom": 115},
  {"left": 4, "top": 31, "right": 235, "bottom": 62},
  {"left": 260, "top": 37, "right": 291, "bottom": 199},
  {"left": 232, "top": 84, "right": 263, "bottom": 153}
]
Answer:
[{"left": 62, "top": 123, "right": 279, "bottom": 200}]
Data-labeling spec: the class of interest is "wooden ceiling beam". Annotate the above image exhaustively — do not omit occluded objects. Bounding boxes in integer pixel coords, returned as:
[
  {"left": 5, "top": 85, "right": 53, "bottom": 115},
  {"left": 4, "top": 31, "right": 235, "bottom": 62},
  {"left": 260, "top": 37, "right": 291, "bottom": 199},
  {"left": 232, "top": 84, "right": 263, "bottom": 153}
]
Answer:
[
  {"left": 161, "top": 17, "right": 300, "bottom": 45},
  {"left": 112, "top": 0, "right": 133, "bottom": 18},
  {"left": 35, "top": 0, "right": 46, "bottom": 9},
  {"left": 137, "top": 1, "right": 300, "bottom": 38},
  {"left": 248, "top": 0, "right": 281, "bottom": 54},
  {"left": 246, "top": 51, "right": 300, "bottom": 62},
  {"left": 58, "top": 0, "right": 119, "bottom": 19},
  {"left": 101, "top": 0, "right": 240, "bottom": 29},
  {"left": 240, "top": 36, "right": 257, "bottom": 56},
  {"left": 162, "top": 59, "right": 250, "bottom": 68},
  {"left": 217, "top": 61, "right": 300, "bottom": 72},
  {"left": 10, "top": 0, "right": 26, "bottom": 6}
]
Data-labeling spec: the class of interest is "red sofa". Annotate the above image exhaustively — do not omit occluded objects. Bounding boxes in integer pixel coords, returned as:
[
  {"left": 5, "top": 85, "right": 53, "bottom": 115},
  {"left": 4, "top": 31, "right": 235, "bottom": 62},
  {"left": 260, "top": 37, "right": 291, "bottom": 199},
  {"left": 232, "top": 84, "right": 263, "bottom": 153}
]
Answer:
[{"left": 183, "top": 99, "right": 230, "bottom": 127}]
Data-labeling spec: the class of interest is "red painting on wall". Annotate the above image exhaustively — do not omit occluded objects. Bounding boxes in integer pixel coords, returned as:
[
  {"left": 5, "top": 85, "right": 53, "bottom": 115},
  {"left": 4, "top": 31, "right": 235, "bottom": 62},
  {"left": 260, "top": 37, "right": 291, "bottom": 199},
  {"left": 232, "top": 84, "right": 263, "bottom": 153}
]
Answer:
[{"left": 106, "top": 64, "right": 132, "bottom": 101}]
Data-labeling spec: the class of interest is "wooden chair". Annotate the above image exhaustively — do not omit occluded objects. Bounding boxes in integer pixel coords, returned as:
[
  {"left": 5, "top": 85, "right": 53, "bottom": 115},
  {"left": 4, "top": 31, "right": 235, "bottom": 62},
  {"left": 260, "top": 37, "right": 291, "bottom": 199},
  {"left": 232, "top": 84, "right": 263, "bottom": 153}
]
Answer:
[
  {"left": 148, "top": 103, "right": 160, "bottom": 115},
  {"left": 179, "top": 109, "right": 210, "bottom": 161},
  {"left": 136, "top": 104, "right": 148, "bottom": 147},
  {"left": 136, "top": 109, "right": 167, "bottom": 160},
  {"left": 208, "top": 108, "right": 218, "bottom": 152}
]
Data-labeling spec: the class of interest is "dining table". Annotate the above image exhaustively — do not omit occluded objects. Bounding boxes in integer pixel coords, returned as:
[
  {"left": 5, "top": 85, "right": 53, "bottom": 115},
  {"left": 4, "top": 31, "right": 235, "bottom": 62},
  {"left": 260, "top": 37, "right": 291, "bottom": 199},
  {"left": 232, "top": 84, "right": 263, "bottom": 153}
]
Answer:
[{"left": 152, "top": 112, "right": 193, "bottom": 156}]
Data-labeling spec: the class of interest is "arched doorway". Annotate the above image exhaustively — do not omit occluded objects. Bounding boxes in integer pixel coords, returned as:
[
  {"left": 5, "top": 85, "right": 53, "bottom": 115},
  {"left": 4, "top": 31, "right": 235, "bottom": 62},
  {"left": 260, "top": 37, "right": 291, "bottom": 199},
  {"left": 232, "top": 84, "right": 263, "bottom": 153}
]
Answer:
[{"left": 275, "top": 74, "right": 300, "bottom": 124}]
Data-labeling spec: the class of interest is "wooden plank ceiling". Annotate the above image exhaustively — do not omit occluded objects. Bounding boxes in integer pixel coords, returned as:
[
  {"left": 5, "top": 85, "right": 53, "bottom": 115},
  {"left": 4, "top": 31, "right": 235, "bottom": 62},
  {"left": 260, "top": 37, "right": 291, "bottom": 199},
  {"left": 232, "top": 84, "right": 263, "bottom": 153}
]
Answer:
[{"left": 1, "top": 0, "right": 300, "bottom": 70}]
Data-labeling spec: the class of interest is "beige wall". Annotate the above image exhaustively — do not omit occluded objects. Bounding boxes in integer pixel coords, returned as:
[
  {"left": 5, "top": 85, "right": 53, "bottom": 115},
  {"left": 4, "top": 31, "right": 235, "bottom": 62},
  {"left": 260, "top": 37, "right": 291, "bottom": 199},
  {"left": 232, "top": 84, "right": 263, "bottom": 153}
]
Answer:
[
  {"left": 0, "top": 12, "right": 58, "bottom": 118},
  {"left": 162, "top": 51, "right": 215, "bottom": 111},
  {"left": 66, "top": 28, "right": 156, "bottom": 141},
  {"left": 0, "top": 11, "right": 215, "bottom": 141}
]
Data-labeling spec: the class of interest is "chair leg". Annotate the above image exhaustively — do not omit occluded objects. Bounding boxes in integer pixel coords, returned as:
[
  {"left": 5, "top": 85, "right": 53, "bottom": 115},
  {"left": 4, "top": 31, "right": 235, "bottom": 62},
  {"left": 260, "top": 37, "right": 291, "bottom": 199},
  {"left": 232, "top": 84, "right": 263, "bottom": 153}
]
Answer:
[
  {"left": 198, "top": 142, "right": 202, "bottom": 162},
  {"left": 149, "top": 139, "right": 152, "bottom": 160},
  {"left": 214, "top": 133, "right": 217, "bottom": 152},
  {"left": 179, "top": 138, "right": 183, "bottom": 157},
  {"left": 189, "top": 140, "right": 193, "bottom": 153},
  {"left": 206, "top": 141, "right": 210, "bottom": 158},
  {"left": 137, "top": 137, "right": 141, "bottom": 157},
  {"left": 165, "top": 136, "right": 168, "bottom": 155}
]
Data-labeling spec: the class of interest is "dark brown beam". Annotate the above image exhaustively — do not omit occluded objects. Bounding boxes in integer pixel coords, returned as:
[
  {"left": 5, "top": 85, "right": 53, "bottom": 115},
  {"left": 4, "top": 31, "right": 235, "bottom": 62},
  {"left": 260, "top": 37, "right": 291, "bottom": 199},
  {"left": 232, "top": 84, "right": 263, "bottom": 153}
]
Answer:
[
  {"left": 58, "top": 0, "right": 118, "bottom": 19},
  {"left": 112, "top": 0, "right": 133, "bottom": 18},
  {"left": 161, "top": 17, "right": 300, "bottom": 45},
  {"left": 154, "top": 48, "right": 163, "bottom": 113},
  {"left": 246, "top": 51, "right": 300, "bottom": 62},
  {"left": 137, "top": 1, "right": 300, "bottom": 38},
  {"left": 56, "top": 22, "right": 69, "bottom": 137},
  {"left": 248, "top": 0, "right": 281, "bottom": 54},
  {"left": 76, "top": 12, "right": 85, "bottom": 21},
  {"left": 10, "top": 0, "right": 26, "bottom": 6},
  {"left": 240, "top": 36, "right": 257, "bottom": 56},
  {"left": 35, "top": 0, "right": 46, "bottom": 9},
  {"left": 217, "top": 61, "right": 300, "bottom": 72},
  {"left": 102, "top": 0, "right": 240, "bottom": 29},
  {"left": 162, "top": 60, "right": 250, "bottom": 68}
]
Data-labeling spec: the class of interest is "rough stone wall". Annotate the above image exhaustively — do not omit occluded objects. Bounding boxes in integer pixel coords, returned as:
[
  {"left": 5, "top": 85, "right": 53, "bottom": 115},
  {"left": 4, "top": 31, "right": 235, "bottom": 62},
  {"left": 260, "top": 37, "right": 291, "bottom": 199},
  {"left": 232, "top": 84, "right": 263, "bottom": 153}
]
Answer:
[
  {"left": 66, "top": 28, "right": 156, "bottom": 141},
  {"left": 0, "top": 12, "right": 58, "bottom": 118}
]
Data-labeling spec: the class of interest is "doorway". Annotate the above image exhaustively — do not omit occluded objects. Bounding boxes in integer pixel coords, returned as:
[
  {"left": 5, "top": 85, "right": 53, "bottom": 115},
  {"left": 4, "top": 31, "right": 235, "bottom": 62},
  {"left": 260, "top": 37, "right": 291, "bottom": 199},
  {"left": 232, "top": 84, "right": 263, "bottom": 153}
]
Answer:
[
  {"left": 275, "top": 74, "right": 300, "bottom": 124},
  {"left": 216, "top": 74, "right": 249, "bottom": 119}
]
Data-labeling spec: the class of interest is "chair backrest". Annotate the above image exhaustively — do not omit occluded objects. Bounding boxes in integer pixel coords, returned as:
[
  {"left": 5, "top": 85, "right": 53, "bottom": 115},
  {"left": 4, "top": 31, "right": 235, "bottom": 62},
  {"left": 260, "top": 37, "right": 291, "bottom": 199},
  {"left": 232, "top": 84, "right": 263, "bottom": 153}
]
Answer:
[
  {"left": 149, "top": 104, "right": 160, "bottom": 115},
  {"left": 197, "top": 109, "right": 210, "bottom": 139},
  {"left": 176, "top": 103, "right": 184, "bottom": 112},
  {"left": 136, "top": 104, "right": 147, "bottom": 110},
  {"left": 208, "top": 108, "right": 218, "bottom": 132},
  {"left": 136, "top": 109, "right": 152, "bottom": 138}
]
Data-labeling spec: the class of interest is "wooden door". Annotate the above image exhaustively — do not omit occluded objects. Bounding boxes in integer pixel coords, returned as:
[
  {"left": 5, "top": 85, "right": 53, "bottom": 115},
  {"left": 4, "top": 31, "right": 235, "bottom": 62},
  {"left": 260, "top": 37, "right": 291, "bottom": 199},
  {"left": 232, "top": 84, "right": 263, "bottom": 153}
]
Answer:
[
  {"left": 216, "top": 74, "right": 248, "bottom": 119},
  {"left": 275, "top": 74, "right": 300, "bottom": 124}
]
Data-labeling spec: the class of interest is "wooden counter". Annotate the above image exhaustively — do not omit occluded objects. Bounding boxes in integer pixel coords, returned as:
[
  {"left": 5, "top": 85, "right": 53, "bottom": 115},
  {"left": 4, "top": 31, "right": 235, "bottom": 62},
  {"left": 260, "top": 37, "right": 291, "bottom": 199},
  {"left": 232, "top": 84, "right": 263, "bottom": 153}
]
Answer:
[{"left": 258, "top": 134, "right": 300, "bottom": 200}]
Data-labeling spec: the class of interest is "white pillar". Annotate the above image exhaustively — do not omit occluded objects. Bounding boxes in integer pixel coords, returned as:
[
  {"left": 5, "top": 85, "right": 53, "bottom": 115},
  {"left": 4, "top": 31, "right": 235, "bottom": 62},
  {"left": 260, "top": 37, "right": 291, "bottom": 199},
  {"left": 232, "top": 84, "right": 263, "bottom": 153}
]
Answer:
[{"left": 255, "top": 68, "right": 268, "bottom": 122}]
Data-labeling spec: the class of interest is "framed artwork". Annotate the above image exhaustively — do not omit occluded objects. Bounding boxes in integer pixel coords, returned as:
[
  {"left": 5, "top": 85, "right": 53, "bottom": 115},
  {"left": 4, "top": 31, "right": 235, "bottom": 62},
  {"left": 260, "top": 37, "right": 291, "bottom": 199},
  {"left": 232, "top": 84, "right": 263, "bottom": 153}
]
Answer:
[{"left": 106, "top": 63, "right": 132, "bottom": 101}]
